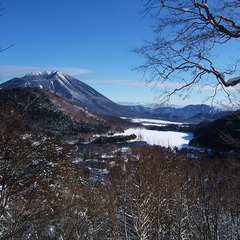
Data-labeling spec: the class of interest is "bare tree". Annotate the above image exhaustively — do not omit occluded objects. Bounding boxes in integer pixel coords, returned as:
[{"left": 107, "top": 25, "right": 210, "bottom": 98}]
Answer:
[{"left": 134, "top": 0, "right": 240, "bottom": 104}]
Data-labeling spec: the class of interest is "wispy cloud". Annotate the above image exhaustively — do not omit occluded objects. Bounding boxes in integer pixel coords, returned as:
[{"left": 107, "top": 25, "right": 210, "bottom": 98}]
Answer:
[
  {"left": 0, "top": 65, "right": 95, "bottom": 78},
  {"left": 83, "top": 78, "right": 148, "bottom": 87},
  {"left": 83, "top": 78, "right": 215, "bottom": 91}
]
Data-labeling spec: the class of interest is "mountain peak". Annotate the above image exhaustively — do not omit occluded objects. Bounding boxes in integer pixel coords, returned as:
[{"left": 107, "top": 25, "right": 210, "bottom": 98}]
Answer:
[{"left": 25, "top": 71, "right": 66, "bottom": 79}]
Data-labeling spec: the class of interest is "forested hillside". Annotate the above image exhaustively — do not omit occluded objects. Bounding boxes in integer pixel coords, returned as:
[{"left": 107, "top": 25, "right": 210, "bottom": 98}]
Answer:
[
  {"left": 190, "top": 110, "right": 240, "bottom": 152},
  {"left": 0, "top": 87, "right": 136, "bottom": 140},
  {"left": 1, "top": 136, "right": 240, "bottom": 239}
]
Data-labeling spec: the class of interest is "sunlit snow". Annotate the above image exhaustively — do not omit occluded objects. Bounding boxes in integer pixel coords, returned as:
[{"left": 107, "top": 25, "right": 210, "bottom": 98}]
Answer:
[
  {"left": 115, "top": 128, "right": 193, "bottom": 149},
  {"left": 226, "top": 75, "right": 240, "bottom": 85},
  {"left": 123, "top": 117, "right": 185, "bottom": 126}
]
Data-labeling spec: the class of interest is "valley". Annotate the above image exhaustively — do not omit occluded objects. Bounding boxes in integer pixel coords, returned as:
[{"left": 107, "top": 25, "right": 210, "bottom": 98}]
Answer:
[
  {"left": 0, "top": 72, "right": 239, "bottom": 239},
  {"left": 0, "top": 71, "right": 236, "bottom": 152},
  {"left": 0, "top": 71, "right": 228, "bottom": 150},
  {"left": 98, "top": 117, "right": 194, "bottom": 149}
]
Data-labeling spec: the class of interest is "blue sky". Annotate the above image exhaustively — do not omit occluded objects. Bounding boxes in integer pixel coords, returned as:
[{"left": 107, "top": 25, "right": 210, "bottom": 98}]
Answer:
[{"left": 0, "top": 0, "right": 238, "bottom": 105}]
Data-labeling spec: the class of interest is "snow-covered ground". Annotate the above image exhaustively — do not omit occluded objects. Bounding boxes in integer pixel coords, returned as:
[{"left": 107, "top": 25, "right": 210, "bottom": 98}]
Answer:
[
  {"left": 115, "top": 128, "right": 193, "bottom": 149},
  {"left": 119, "top": 117, "right": 192, "bottom": 148},
  {"left": 123, "top": 117, "right": 186, "bottom": 127}
]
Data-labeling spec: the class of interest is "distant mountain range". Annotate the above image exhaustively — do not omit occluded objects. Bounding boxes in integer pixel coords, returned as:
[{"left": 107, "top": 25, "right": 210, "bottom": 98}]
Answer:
[
  {"left": 0, "top": 71, "right": 229, "bottom": 121},
  {"left": 125, "top": 104, "right": 229, "bottom": 121}
]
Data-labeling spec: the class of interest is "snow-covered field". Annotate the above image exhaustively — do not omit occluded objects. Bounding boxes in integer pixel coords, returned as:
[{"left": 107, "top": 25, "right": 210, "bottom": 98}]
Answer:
[{"left": 115, "top": 128, "right": 193, "bottom": 149}]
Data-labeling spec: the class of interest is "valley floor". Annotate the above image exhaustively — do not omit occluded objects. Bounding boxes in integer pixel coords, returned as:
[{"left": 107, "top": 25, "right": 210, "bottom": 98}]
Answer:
[
  {"left": 114, "top": 117, "right": 194, "bottom": 149},
  {"left": 114, "top": 128, "right": 193, "bottom": 148}
]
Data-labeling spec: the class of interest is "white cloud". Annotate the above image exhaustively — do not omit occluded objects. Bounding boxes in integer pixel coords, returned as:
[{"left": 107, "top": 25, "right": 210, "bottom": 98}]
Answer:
[
  {"left": 83, "top": 78, "right": 215, "bottom": 90},
  {"left": 0, "top": 65, "right": 95, "bottom": 78},
  {"left": 83, "top": 78, "right": 148, "bottom": 87}
]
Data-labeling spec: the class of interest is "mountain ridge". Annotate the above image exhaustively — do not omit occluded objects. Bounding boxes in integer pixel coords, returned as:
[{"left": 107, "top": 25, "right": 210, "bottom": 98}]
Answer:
[{"left": 125, "top": 104, "right": 229, "bottom": 121}]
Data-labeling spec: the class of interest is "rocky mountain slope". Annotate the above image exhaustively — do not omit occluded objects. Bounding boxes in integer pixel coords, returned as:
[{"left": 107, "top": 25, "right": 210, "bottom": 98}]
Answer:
[{"left": 0, "top": 71, "right": 141, "bottom": 117}]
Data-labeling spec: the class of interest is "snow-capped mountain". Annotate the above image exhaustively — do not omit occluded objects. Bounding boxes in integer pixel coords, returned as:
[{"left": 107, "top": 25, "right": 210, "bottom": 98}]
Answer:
[{"left": 0, "top": 71, "right": 140, "bottom": 117}]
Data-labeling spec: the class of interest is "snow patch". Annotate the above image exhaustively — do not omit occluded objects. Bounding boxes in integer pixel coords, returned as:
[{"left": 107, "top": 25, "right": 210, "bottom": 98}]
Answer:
[
  {"left": 26, "top": 71, "right": 44, "bottom": 76},
  {"left": 73, "top": 158, "right": 83, "bottom": 164},
  {"left": 55, "top": 71, "right": 65, "bottom": 79},
  {"left": 226, "top": 75, "right": 240, "bottom": 86}
]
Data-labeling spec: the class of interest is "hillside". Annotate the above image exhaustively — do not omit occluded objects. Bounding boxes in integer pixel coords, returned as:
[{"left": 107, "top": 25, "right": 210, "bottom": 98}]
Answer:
[
  {"left": 189, "top": 110, "right": 240, "bottom": 151},
  {"left": 0, "top": 87, "right": 134, "bottom": 139},
  {"left": 0, "top": 71, "right": 142, "bottom": 117}
]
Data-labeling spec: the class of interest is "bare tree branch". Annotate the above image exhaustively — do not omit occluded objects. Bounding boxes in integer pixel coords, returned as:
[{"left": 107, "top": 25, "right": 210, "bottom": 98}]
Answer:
[
  {"left": 0, "top": 4, "right": 14, "bottom": 53},
  {"left": 134, "top": 0, "right": 240, "bottom": 104}
]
